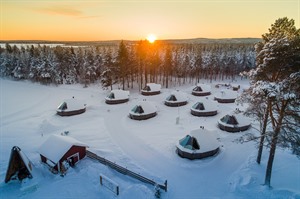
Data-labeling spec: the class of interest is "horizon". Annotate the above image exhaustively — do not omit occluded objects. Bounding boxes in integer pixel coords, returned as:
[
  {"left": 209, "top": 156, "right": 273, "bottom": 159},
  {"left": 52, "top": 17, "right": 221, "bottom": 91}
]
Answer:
[
  {"left": 0, "top": 36, "right": 262, "bottom": 43},
  {"left": 1, "top": 0, "right": 299, "bottom": 41}
]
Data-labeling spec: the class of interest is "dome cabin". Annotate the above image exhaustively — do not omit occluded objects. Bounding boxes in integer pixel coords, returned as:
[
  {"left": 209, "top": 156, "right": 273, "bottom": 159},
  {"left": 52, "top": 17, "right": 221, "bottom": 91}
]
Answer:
[
  {"left": 176, "top": 127, "right": 219, "bottom": 160},
  {"left": 191, "top": 99, "right": 218, "bottom": 117},
  {"left": 141, "top": 83, "right": 161, "bottom": 96},
  {"left": 218, "top": 113, "right": 251, "bottom": 132},
  {"left": 214, "top": 90, "right": 238, "bottom": 103},
  {"left": 57, "top": 98, "right": 86, "bottom": 116},
  {"left": 129, "top": 101, "right": 157, "bottom": 120},
  {"left": 192, "top": 84, "right": 211, "bottom": 96},
  {"left": 105, "top": 90, "right": 130, "bottom": 104},
  {"left": 165, "top": 91, "right": 188, "bottom": 107}
]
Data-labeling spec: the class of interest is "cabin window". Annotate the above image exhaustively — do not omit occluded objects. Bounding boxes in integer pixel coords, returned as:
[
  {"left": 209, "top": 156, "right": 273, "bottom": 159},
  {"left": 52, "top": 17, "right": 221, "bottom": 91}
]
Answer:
[
  {"left": 143, "top": 86, "right": 151, "bottom": 91},
  {"left": 221, "top": 115, "right": 238, "bottom": 125},
  {"left": 131, "top": 105, "right": 144, "bottom": 114},
  {"left": 179, "top": 135, "right": 200, "bottom": 150},
  {"left": 107, "top": 92, "right": 115, "bottom": 99},
  {"left": 193, "top": 102, "right": 205, "bottom": 110},
  {"left": 58, "top": 102, "right": 67, "bottom": 110},
  {"left": 193, "top": 86, "right": 202, "bottom": 92},
  {"left": 166, "top": 95, "right": 177, "bottom": 101}
]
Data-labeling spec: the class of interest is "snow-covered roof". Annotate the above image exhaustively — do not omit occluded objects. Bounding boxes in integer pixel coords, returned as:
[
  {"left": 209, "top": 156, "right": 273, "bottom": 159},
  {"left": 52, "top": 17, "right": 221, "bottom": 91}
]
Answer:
[
  {"left": 214, "top": 89, "right": 238, "bottom": 100},
  {"left": 191, "top": 99, "right": 218, "bottom": 112},
  {"left": 105, "top": 90, "right": 130, "bottom": 100},
  {"left": 57, "top": 98, "right": 86, "bottom": 112},
  {"left": 165, "top": 90, "right": 188, "bottom": 103},
  {"left": 231, "top": 83, "right": 240, "bottom": 88},
  {"left": 18, "top": 148, "right": 34, "bottom": 173},
  {"left": 218, "top": 113, "right": 251, "bottom": 127},
  {"left": 177, "top": 128, "right": 219, "bottom": 153},
  {"left": 144, "top": 83, "right": 161, "bottom": 92},
  {"left": 129, "top": 101, "right": 157, "bottom": 116},
  {"left": 195, "top": 83, "right": 211, "bottom": 92},
  {"left": 39, "top": 135, "right": 88, "bottom": 163}
]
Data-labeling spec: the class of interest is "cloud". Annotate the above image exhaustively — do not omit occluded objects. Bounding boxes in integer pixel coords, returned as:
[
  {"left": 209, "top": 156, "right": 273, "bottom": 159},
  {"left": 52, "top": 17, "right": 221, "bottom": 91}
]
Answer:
[
  {"left": 38, "top": 5, "right": 82, "bottom": 17},
  {"left": 36, "top": 4, "right": 101, "bottom": 19}
]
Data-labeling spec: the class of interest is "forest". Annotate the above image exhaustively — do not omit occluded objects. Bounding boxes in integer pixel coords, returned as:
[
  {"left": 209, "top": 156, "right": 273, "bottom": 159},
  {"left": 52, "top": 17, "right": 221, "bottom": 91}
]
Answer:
[{"left": 0, "top": 40, "right": 256, "bottom": 89}]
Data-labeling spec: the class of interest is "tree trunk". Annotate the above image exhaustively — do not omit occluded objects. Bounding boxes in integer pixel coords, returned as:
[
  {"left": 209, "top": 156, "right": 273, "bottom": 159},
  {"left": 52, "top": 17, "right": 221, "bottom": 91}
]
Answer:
[
  {"left": 264, "top": 101, "right": 286, "bottom": 187},
  {"left": 257, "top": 100, "right": 270, "bottom": 164},
  {"left": 264, "top": 128, "right": 279, "bottom": 187}
]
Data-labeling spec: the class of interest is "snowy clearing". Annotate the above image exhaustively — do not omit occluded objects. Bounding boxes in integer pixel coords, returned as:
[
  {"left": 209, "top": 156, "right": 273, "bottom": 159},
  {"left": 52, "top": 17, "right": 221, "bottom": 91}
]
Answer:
[{"left": 0, "top": 79, "right": 299, "bottom": 199}]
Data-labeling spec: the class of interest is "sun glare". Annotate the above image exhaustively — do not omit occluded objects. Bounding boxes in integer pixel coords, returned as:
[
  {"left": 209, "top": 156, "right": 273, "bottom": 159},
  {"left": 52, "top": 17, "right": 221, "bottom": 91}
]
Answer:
[{"left": 147, "top": 34, "right": 157, "bottom": 43}]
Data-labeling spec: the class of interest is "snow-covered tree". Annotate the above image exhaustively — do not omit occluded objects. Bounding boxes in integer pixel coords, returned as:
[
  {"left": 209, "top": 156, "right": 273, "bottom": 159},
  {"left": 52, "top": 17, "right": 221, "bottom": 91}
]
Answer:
[{"left": 243, "top": 17, "right": 300, "bottom": 187}]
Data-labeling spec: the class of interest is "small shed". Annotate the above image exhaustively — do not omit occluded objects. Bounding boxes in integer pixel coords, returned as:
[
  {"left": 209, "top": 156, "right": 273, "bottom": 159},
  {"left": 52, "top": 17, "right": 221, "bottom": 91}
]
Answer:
[
  {"left": 5, "top": 146, "right": 34, "bottom": 183},
  {"left": 164, "top": 91, "right": 188, "bottom": 107},
  {"left": 231, "top": 84, "right": 240, "bottom": 91},
  {"left": 39, "top": 135, "right": 88, "bottom": 174},
  {"left": 141, "top": 83, "right": 161, "bottom": 96},
  {"left": 57, "top": 98, "right": 86, "bottom": 116},
  {"left": 129, "top": 101, "right": 157, "bottom": 120},
  {"left": 192, "top": 84, "right": 211, "bottom": 96},
  {"left": 105, "top": 90, "right": 130, "bottom": 104},
  {"left": 218, "top": 113, "right": 251, "bottom": 132},
  {"left": 176, "top": 128, "right": 219, "bottom": 160},
  {"left": 191, "top": 99, "right": 218, "bottom": 117},
  {"left": 214, "top": 90, "right": 238, "bottom": 103}
]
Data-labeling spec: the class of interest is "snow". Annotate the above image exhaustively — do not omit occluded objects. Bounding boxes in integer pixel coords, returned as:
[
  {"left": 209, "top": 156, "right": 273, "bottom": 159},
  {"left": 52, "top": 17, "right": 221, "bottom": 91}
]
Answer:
[
  {"left": 218, "top": 112, "right": 251, "bottom": 128},
  {"left": 105, "top": 90, "right": 129, "bottom": 100},
  {"left": 0, "top": 79, "right": 299, "bottom": 199},
  {"left": 57, "top": 98, "right": 86, "bottom": 112},
  {"left": 129, "top": 101, "right": 157, "bottom": 116},
  {"left": 39, "top": 134, "right": 88, "bottom": 163},
  {"left": 190, "top": 98, "right": 218, "bottom": 112},
  {"left": 196, "top": 83, "right": 211, "bottom": 92},
  {"left": 145, "top": 83, "right": 161, "bottom": 92},
  {"left": 215, "top": 89, "right": 238, "bottom": 100},
  {"left": 165, "top": 90, "right": 188, "bottom": 103},
  {"left": 177, "top": 128, "right": 219, "bottom": 153}
]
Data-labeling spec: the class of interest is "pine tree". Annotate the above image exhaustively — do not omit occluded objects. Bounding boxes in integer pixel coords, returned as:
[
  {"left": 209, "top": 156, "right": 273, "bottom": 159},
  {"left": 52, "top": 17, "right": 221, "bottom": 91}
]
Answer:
[
  {"left": 115, "top": 40, "right": 129, "bottom": 90},
  {"left": 245, "top": 17, "right": 300, "bottom": 187}
]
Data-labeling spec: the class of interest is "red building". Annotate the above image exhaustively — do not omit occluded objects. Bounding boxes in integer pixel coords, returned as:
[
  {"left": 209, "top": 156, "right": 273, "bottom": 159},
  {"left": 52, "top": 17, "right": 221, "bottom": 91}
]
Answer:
[{"left": 39, "top": 135, "right": 88, "bottom": 174}]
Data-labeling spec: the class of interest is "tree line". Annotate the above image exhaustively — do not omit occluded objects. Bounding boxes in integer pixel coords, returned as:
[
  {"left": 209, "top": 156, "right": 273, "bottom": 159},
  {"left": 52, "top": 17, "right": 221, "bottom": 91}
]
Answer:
[{"left": 0, "top": 41, "right": 255, "bottom": 89}]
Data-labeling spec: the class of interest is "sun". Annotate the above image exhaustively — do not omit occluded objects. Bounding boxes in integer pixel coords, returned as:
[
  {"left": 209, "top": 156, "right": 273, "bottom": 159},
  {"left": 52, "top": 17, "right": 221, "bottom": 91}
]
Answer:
[{"left": 147, "top": 34, "right": 157, "bottom": 43}]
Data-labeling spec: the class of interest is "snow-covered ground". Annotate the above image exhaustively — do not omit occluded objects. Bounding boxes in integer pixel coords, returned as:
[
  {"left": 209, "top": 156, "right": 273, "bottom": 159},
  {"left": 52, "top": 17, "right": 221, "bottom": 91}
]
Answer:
[{"left": 0, "top": 79, "right": 299, "bottom": 199}]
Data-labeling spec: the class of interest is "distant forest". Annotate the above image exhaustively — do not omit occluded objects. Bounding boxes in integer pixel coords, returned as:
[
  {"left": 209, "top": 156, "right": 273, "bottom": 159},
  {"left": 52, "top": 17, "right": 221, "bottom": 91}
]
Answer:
[{"left": 0, "top": 40, "right": 256, "bottom": 89}]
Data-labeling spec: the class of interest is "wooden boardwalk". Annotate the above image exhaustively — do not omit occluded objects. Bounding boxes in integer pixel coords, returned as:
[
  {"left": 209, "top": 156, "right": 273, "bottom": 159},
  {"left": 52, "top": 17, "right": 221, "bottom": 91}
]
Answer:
[{"left": 86, "top": 150, "right": 168, "bottom": 192}]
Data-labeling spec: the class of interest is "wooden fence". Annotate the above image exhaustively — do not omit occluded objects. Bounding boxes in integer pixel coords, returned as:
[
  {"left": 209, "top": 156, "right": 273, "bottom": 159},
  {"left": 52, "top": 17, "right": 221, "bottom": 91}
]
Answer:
[{"left": 86, "top": 150, "right": 167, "bottom": 192}]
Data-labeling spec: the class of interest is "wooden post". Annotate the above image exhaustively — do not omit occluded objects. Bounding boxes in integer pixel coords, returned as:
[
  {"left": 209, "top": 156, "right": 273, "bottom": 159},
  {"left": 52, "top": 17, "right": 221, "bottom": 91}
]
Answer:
[
  {"left": 164, "top": 180, "right": 168, "bottom": 192},
  {"left": 116, "top": 186, "right": 119, "bottom": 195}
]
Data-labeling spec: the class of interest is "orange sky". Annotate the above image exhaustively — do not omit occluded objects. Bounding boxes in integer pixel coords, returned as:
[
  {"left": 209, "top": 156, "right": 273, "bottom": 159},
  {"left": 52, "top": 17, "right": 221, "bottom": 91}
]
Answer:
[{"left": 0, "top": 0, "right": 299, "bottom": 41}]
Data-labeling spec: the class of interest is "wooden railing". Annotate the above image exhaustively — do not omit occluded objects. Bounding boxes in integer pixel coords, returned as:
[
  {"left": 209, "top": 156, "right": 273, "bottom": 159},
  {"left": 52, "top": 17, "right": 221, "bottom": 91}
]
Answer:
[{"left": 86, "top": 150, "right": 167, "bottom": 192}]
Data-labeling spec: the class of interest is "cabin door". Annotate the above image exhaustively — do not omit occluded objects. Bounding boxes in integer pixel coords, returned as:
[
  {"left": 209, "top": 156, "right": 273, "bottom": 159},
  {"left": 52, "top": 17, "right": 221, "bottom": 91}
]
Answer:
[{"left": 67, "top": 152, "right": 79, "bottom": 166}]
